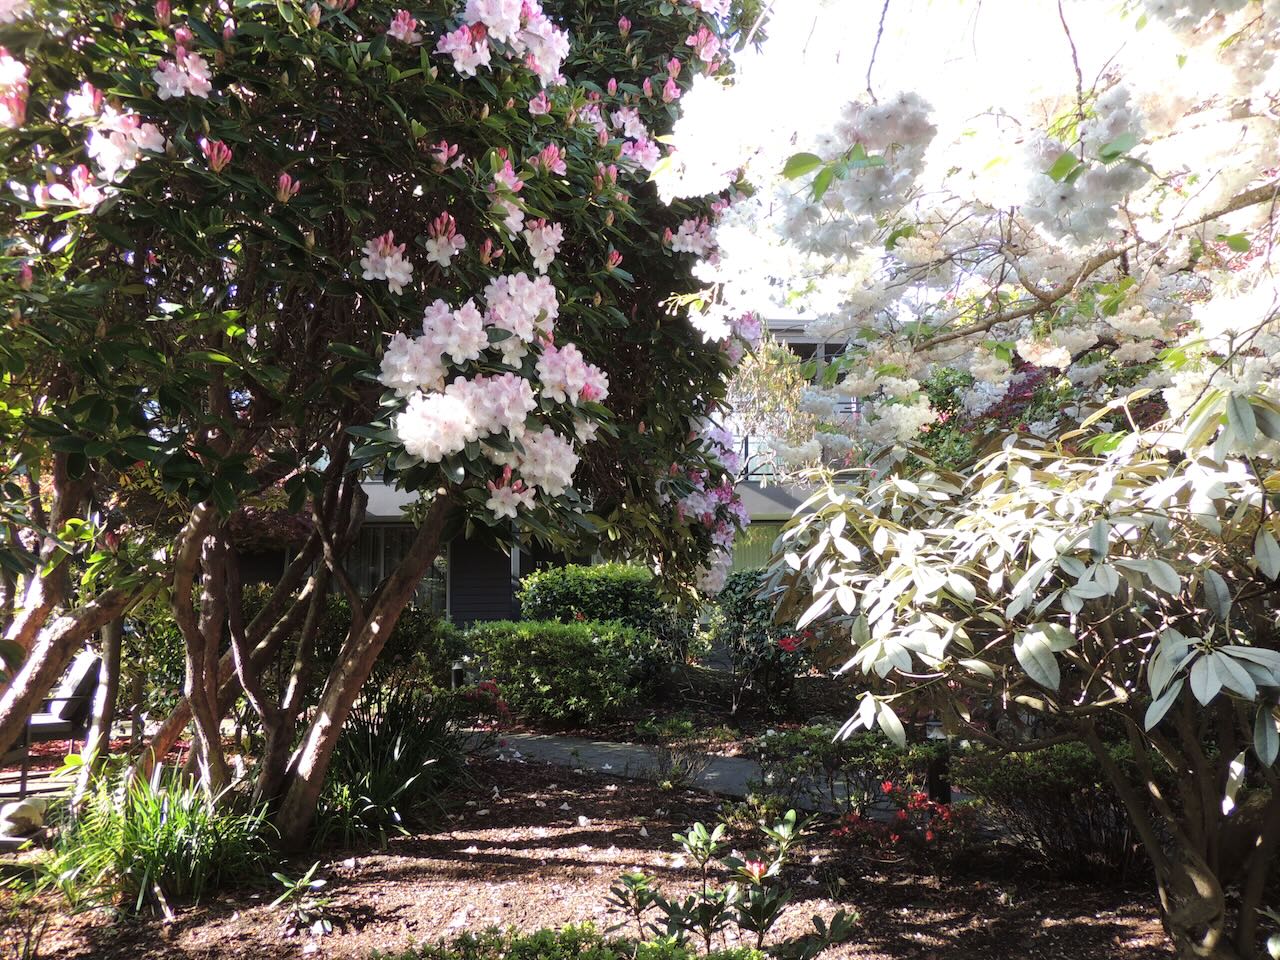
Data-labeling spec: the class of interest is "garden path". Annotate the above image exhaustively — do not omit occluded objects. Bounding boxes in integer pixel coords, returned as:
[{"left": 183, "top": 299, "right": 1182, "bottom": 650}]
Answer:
[{"left": 487, "top": 732, "right": 763, "bottom": 797}]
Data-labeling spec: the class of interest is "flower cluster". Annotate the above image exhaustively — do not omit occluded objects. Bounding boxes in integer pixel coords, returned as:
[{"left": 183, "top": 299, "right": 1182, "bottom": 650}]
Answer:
[
  {"left": 522, "top": 219, "right": 563, "bottom": 273},
  {"left": 425, "top": 212, "right": 467, "bottom": 268},
  {"left": 153, "top": 47, "right": 213, "bottom": 100},
  {"left": 360, "top": 230, "right": 414, "bottom": 295},
  {"left": 438, "top": 0, "right": 570, "bottom": 86}
]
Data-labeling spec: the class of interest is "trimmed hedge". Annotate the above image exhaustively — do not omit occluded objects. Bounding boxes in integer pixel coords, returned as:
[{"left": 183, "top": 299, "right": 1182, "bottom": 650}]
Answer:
[
  {"left": 465, "top": 620, "right": 660, "bottom": 725},
  {"left": 518, "top": 563, "right": 696, "bottom": 661},
  {"left": 373, "top": 924, "right": 766, "bottom": 960},
  {"left": 952, "top": 741, "right": 1144, "bottom": 880}
]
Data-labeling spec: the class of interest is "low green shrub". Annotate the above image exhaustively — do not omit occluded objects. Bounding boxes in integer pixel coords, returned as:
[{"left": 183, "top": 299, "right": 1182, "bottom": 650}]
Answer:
[
  {"left": 315, "top": 685, "right": 473, "bottom": 849},
  {"left": 708, "top": 570, "right": 808, "bottom": 716},
  {"left": 466, "top": 620, "right": 659, "bottom": 725},
  {"left": 749, "top": 726, "right": 939, "bottom": 815},
  {"left": 373, "top": 924, "right": 765, "bottom": 960},
  {"left": 518, "top": 564, "right": 698, "bottom": 662},
  {"left": 44, "top": 774, "right": 273, "bottom": 913},
  {"left": 951, "top": 741, "right": 1145, "bottom": 881}
]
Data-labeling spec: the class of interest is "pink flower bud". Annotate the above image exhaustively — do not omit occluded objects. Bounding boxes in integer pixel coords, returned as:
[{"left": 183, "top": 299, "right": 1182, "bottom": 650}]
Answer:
[
  {"left": 607, "top": 78, "right": 617, "bottom": 95},
  {"left": 200, "top": 138, "right": 232, "bottom": 173},
  {"left": 667, "top": 57, "right": 681, "bottom": 79},
  {"left": 275, "top": 172, "right": 301, "bottom": 202},
  {"left": 307, "top": 4, "right": 321, "bottom": 27},
  {"left": 173, "top": 26, "right": 194, "bottom": 49},
  {"left": 618, "top": 16, "right": 631, "bottom": 36},
  {"left": 17, "top": 263, "right": 32, "bottom": 290},
  {"left": 605, "top": 250, "right": 622, "bottom": 271},
  {"left": 642, "top": 77, "right": 653, "bottom": 99},
  {"left": 224, "top": 17, "right": 237, "bottom": 40},
  {"left": 155, "top": 0, "right": 171, "bottom": 28}
]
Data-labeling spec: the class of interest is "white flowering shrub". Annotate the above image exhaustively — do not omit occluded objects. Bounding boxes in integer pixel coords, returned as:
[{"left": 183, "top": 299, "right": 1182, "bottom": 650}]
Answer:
[
  {"left": 656, "top": 1, "right": 1280, "bottom": 955},
  {"left": 0, "top": 0, "right": 751, "bottom": 841}
]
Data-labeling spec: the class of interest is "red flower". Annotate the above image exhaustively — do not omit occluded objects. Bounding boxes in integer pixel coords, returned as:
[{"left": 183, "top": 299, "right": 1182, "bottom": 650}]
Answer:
[
  {"left": 881, "top": 780, "right": 895, "bottom": 795},
  {"left": 778, "top": 635, "right": 802, "bottom": 653}
]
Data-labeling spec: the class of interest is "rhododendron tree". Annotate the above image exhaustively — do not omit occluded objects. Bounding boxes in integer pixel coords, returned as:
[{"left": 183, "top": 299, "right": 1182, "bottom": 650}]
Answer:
[
  {"left": 660, "top": 2, "right": 1280, "bottom": 955},
  {"left": 0, "top": 0, "right": 746, "bottom": 844}
]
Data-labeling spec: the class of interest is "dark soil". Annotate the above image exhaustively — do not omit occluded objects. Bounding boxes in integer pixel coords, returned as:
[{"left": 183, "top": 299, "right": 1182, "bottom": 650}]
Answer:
[{"left": 17, "top": 756, "right": 1171, "bottom": 960}]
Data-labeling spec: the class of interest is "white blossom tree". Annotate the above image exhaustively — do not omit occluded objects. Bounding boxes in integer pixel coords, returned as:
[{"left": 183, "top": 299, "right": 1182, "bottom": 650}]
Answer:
[{"left": 659, "top": 1, "right": 1280, "bottom": 957}]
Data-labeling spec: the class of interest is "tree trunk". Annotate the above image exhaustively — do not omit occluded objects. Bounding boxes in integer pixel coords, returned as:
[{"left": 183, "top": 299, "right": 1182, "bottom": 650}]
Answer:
[
  {"left": 0, "top": 586, "right": 138, "bottom": 758},
  {"left": 73, "top": 616, "right": 124, "bottom": 808},
  {"left": 275, "top": 495, "right": 453, "bottom": 848},
  {"left": 1159, "top": 850, "right": 1242, "bottom": 960}
]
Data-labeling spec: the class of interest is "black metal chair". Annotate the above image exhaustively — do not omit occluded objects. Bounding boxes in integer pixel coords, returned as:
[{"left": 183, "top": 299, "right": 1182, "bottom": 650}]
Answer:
[{"left": 14, "top": 651, "right": 100, "bottom": 799}]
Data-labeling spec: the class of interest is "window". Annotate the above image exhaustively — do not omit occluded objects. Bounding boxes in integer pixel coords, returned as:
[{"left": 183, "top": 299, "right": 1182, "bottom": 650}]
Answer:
[{"left": 345, "top": 524, "right": 447, "bottom": 614}]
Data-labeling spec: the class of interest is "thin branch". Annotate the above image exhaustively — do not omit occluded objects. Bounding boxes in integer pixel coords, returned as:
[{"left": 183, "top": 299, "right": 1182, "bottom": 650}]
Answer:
[{"left": 865, "top": 0, "right": 892, "bottom": 104}]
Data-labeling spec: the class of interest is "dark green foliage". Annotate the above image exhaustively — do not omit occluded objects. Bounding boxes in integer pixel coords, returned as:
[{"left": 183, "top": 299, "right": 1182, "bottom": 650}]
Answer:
[
  {"left": 466, "top": 620, "right": 660, "bottom": 725},
  {"left": 372, "top": 924, "right": 764, "bottom": 960},
  {"left": 750, "top": 727, "right": 938, "bottom": 815},
  {"left": 518, "top": 564, "right": 696, "bottom": 662},
  {"left": 44, "top": 774, "right": 273, "bottom": 913},
  {"left": 709, "top": 570, "right": 807, "bottom": 715},
  {"left": 121, "top": 591, "right": 461, "bottom": 729},
  {"left": 315, "top": 686, "right": 473, "bottom": 849},
  {"left": 952, "top": 742, "right": 1145, "bottom": 881}
]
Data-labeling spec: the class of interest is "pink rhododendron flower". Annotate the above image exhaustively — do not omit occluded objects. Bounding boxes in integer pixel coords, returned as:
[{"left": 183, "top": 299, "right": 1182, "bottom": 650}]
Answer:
[
  {"left": 619, "top": 138, "right": 660, "bottom": 171},
  {"left": 423, "top": 297, "right": 488, "bottom": 363},
  {"left": 517, "top": 428, "right": 578, "bottom": 494},
  {"left": 0, "top": 48, "right": 27, "bottom": 128},
  {"left": 425, "top": 211, "right": 467, "bottom": 268},
  {"left": 611, "top": 106, "right": 646, "bottom": 140},
  {"left": 486, "top": 467, "right": 536, "bottom": 520},
  {"left": 361, "top": 230, "right": 414, "bottom": 295},
  {"left": 465, "top": 0, "right": 522, "bottom": 44},
  {"left": 275, "top": 172, "right": 301, "bottom": 202},
  {"left": 437, "top": 24, "right": 492, "bottom": 77},
  {"left": 65, "top": 81, "right": 102, "bottom": 120},
  {"left": 153, "top": 48, "right": 213, "bottom": 100},
  {"left": 530, "top": 143, "right": 566, "bottom": 176},
  {"left": 173, "top": 26, "right": 194, "bottom": 50},
  {"left": 492, "top": 159, "right": 524, "bottom": 194},
  {"left": 662, "top": 77, "right": 681, "bottom": 103},
  {"left": 484, "top": 271, "right": 558, "bottom": 347},
  {"left": 380, "top": 330, "right": 447, "bottom": 395},
  {"left": 48, "top": 165, "right": 104, "bottom": 211},
  {"left": 618, "top": 16, "right": 631, "bottom": 35},
  {"left": 388, "top": 10, "right": 423, "bottom": 44},
  {"left": 687, "top": 0, "right": 731, "bottom": 14},
  {"left": 87, "top": 108, "right": 166, "bottom": 182},
  {"left": 670, "top": 217, "right": 714, "bottom": 257},
  {"left": 521, "top": 219, "right": 563, "bottom": 273},
  {"left": 430, "top": 139, "right": 461, "bottom": 170},
  {"left": 0, "top": 1, "right": 31, "bottom": 23},
  {"left": 479, "top": 237, "right": 504, "bottom": 266},
  {"left": 667, "top": 57, "right": 681, "bottom": 78},
  {"left": 155, "top": 0, "right": 171, "bottom": 27},
  {"left": 528, "top": 90, "right": 551, "bottom": 115},
  {"left": 605, "top": 250, "right": 623, "bottom": 271},
  {"left": 685, "top": 27, "right": 720, "bottom": 64}
]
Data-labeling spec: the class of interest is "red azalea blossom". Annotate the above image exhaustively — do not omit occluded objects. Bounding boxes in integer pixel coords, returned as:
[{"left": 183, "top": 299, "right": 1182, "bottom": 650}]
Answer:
[{"left": 777, "top": 635, "right": 802, "bottom": 653}]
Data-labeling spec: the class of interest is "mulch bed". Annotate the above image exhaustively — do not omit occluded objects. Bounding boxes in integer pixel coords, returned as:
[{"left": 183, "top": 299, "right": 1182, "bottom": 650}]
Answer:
[{"left": 17, "top": 756, "right": 1170, "bottom": 960}]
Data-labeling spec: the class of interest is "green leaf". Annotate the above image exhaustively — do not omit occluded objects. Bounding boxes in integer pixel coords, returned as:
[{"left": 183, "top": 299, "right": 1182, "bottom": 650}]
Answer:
[
  {"left": 1045, "top": 151, "right": 1081, "bottom": 182},
  {"left": 1255, "top": 528, "right": 1280, "bottom": 580},
  {"left": 1253, "top": 708, "right": 1278, "bottom": 766},
  {"left": 1226, "top": 394, "right": 1257, "bottom": 445},
  {"left": 1098, "top": 132, "right": 1138, "bottom": 163},
  {"left": 782, "top": 152, "right": 823, "bottom": 180},
  {"left": 1014, "top": 630, "right": 1061, "bottom": 690},
  {"left": 811, "top": 167, "right": 835, "bottom": 201},
  {"left": 1145, "top": 678, "right": 1183, "bottom": 729},
  {"left": 1216, "top": 232, "right": 1251, "bottom": 253},
  {"left": 1202, "top": 569, "right": 1231, "bottom": 621},
  {"left": 875, "top": 701, "right": 906, "bottom": 749}
]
